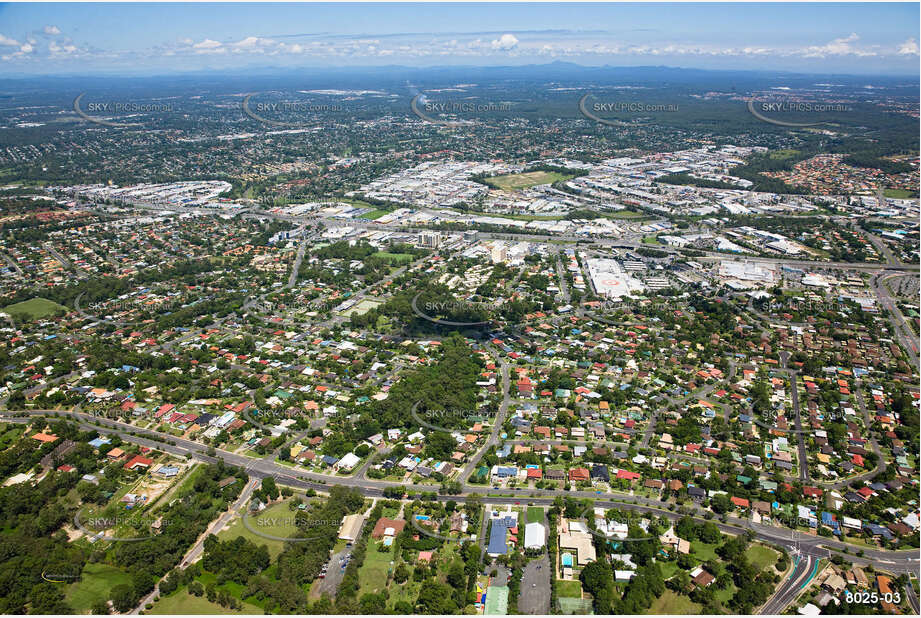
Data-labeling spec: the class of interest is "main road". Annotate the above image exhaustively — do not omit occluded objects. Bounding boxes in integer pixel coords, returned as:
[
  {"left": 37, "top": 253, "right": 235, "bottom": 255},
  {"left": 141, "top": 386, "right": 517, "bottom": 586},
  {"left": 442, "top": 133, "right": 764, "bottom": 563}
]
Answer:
[{"left": 3, "top": 408, "right": 917, "bottom": 580}]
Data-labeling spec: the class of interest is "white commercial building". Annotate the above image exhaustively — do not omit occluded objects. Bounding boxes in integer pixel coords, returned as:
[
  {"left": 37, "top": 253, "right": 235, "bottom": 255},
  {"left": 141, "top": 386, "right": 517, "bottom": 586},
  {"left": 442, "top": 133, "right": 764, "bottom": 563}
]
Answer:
[{"left": 524, "top": 522, "right": 546, "bottom": 549}]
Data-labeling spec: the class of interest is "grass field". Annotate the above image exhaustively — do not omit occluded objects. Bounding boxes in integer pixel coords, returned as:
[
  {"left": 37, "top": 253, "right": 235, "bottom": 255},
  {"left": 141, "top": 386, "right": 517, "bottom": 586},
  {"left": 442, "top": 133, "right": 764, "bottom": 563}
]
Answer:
[
  {"left": 0, "top": 424, "right": 24, "bottom": 449},
  {"left": 768, "top": 149, "right": 801, "bottom": 160},
  {"left": 65, "top": 563, "right": 133, "bottom": 613},
  {"left": 883, "top": 188, "right": 916, "bottom": 198},
  {"left": 647, "top": 589, "right": 702, "bottom": 614},
  {"left": 658, "top": 559, "right": 680, "bottom": 581},
  {"left": 360, "top": 209, "right": 389, "bottom": 220},
  {"left": 526, "top": 506, "right": 544, "bottom": 524},
  {"left": 642, "top": 235, "right": 663, "bottom": 245},
  {"left": 748, "top": 544, "right": 780, "bottom": 571},
  {"left": 373, "top": 252, "right": 414, "bottom": 264},
  {"left": 603, "top": 209, "right": 647, "bottom": 219},
  {"left": 217, "top": 500, "right": 299, "bottom": 558},
  {"left": 690, "top": 541, "right": 720, "bottom": 563},
  {"left": 357, "top": 539, "right": 395, "bottom": 595},
  {"left": 555, "top": 579, "right": 582, "bottom": 598},
  {"left": 2, "top": 297, "right": 68, "bottom": 321},
  {"left": 149, "top": 588, "right": 261, "bottom": 614},
  {"left": 483, "top": 171, "right": 574, "bottom": 191}
]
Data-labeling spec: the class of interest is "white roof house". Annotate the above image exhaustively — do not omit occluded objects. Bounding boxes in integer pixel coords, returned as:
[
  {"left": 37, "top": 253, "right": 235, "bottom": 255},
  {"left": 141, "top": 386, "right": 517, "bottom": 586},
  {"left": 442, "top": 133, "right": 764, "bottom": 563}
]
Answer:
[{"left": 337, "top": 452, "right": 361, "bottom": 471}]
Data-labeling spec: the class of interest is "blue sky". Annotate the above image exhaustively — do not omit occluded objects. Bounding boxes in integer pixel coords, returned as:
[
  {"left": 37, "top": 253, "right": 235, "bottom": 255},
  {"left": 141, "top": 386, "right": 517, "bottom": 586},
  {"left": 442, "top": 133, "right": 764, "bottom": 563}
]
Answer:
[{"left": 0, "top": 3, "right": 918, "bottom": 75}]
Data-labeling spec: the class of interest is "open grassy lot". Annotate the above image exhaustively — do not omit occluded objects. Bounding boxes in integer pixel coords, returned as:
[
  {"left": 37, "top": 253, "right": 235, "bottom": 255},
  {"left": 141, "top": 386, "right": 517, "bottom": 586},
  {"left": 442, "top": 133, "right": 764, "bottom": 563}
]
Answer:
[
  {"left": 0, "top": 424, "right": 24, "bottom": 449},
  {"left": 360, "top": 209, "right": 389, "bottom": 220},
  {"left": 647, "top": 589, "right": 702, "bottom": 614},
  {"left": 603, "top": 209, "right": 648, "bottom": 219},
  {"left": 149, "top": 587, "right": 261, "bottom": 614},
  {"left": 217, "top": 500, "right": 299, "bottom": 558},
  {"left": 768, "top": 149, "right": 801, "bottom": 160},
  {"left": 555, "top": 579, "right": 582, "bottom": 598},
  {"left": 690, "top": 541, "right": 720, "bottom": 563},
  {"left": 658, "top": 559, "right": 680, "bottom": 580},
  {"left": 483, "top": 171, "right": 574, "bottom": 191},
  {"left": 2, "top": 297, "right": 68, "bottom": 321},
  {"left": 884, "top": 188, "right": 916, "bottom": 198},
  {"left": 526, "top": 506, "right": 544, "bottom": 523},
  {"left": 748, "top": 543, "right": 780, "bottom": 571},
  {"left": 373, "top": 252, "right": 414, "bottom": 264},
  {"left": 357, "top": 539, "right": 395, "bottom": 595},
  {"left": 65, "top": 562, "right": 134, "bottom": 613}
]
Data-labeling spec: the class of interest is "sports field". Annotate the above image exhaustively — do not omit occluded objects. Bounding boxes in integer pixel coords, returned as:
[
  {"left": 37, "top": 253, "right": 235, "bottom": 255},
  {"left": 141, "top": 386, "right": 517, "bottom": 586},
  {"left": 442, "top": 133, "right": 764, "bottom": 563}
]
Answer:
[{"left": 2, "top": 297, "right": 68, "bottom": 320}]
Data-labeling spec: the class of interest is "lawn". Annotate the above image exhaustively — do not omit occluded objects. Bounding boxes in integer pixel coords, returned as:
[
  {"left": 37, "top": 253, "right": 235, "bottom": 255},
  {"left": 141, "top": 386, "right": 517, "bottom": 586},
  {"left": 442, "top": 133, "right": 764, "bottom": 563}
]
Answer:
[
  {"left": 690, "top": 541, "right": 719, "bottom": 563},
  {"left": 65, "top": 563, "right": 133, "bottom": 613},
  {"left": 603, "top": 209, "right": 647, "bottom": 220},
  {"left": 658, "top": 559, "right": 680, "bottom": 581},
  {"left": 217, "top": 500, "right": 300, "bottom": 558},
  {"left": 149, "top": 588, "right": 261, "bottom": 614},
  {"left": 526, "top": 506, "right": 544, "bottom": 524},
  {"left": 2, "top": 297, "right": 68, "bottom": 321},
  {"left": 483, "top": 171, "right": 574, "bottom": 191},
  {"left": 360, "top": 209, "right": 389, "bottom": 220},
  {"left": 372, "top": 252, "right": 414, "bottom": 264},
  {"left": 0, "top": 424, "right": 24, "bottom": 449},
  {"left": 647, "top": 589, "right": 702, "bottom": 614},
  {"left": 357, "top": 539, "right": 395, "bottom": 595},
  {"left": 883, "top": 188, "right": 915, "bottom": 199},
  {"left": 642, "top": 235, "right": 663, "bottom": 245},
  {"left": 555, "top": 579, "right": 582, "bottom": 598},
  {"left": 748, "top": 543, "right": 780, "bottom": 571},
  {"left": 768, "top": 149, "right": 801, "bottom": 160}
]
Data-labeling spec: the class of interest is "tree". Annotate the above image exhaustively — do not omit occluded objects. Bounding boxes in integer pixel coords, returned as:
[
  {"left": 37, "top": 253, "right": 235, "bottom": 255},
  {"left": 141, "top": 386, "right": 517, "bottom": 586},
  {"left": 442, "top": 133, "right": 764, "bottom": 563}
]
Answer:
[
  {"left": 415, "top": 581, "right": 457, "bottom": 614},
  {"left": 90, "top": 600, "right": 110, "bottom": 614},
  {"left": 110, "top": 583, "right": 137, "bottom": 613}
]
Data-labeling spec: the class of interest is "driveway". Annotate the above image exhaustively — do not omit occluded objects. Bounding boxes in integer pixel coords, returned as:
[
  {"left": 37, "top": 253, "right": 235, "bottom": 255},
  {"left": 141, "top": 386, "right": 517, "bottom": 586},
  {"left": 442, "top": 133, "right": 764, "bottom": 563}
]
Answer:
[{"left": 518, "top": 555, "right": 551, "bottom": 614}]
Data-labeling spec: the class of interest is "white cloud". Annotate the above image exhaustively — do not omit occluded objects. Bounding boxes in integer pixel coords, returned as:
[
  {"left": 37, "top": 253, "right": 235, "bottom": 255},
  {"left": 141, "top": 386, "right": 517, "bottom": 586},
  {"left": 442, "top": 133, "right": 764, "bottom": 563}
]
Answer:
[
  {"left": 491, "top": 33, "right": 518, "bottom": 50},
  {"left": 231, "top": 36, "right": 275, "bottom": 51},
  {"left": 0, "top": 34, "right": 20, "bottom": 47},
  {"left": 43, "top": 25, "right": 61, "bottom": 35},
  {"left": 48, "top": 40, "right": 78, "bottom": 57},
  {"left": 897, "top": 37, "right": 919, "bottom": 55},
  {"left": 801, "top": 32, "right": 874, "bottom": 58},
  {"left": 193, "top": 38, "right": 222, "bottom": 50}
]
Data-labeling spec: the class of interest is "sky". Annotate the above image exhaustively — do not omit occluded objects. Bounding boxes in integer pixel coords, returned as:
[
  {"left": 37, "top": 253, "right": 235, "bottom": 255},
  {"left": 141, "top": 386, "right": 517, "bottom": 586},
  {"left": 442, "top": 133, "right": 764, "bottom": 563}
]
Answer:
[{"left": 0, "top": 2, "right": 918, "bottom": 76}]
